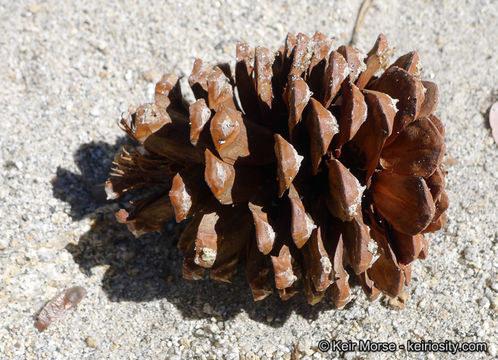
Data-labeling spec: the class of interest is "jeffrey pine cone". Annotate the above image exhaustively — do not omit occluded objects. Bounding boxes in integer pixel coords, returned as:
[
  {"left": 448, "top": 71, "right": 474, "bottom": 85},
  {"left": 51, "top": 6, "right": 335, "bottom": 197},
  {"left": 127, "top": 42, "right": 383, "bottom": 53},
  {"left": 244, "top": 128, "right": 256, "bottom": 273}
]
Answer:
[{"left": 106, "top": 32, "right": 448, "bottom": 306}]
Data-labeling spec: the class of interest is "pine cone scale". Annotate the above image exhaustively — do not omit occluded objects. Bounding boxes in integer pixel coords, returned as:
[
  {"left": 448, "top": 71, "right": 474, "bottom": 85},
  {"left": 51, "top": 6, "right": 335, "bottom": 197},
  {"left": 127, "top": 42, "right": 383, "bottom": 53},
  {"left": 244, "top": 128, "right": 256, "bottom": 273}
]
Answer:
[
  {"left": 371, "top": 66, "right": 425, "bottom": 144},
  {"left": 347, "top": 88, "right": 396, "bottom": 182},
  {"left": 419, "top": 81, "right": 439, "bottom": 118},
  {"left": 306, "top": 98, "right": 338, "bottom": 174},
  {"left": 356, "top": 33, "right": 390, "bottom": 89},
  {"left": 323, "top": 51, "right": 349, "bottom": 107},
  {"left": 342, "top": 216, "right": 373, "bottom": 275},
  {"left": 335, "top": 80, "right": 368, "bottom": 153},
  {"left": 367, "top": 228, "right": 405, "bottom": 297},
  {"left": 371, "top": 172, "right": 436, "bottom": 235},
  {"left": 380, "top": 116, "right": 444, "bottom": 177}
]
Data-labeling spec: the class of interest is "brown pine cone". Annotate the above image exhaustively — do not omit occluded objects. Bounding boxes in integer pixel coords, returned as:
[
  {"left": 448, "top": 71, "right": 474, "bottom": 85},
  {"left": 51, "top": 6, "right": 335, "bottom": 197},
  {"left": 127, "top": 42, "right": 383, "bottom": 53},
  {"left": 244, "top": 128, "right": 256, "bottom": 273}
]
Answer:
[{"left": 106, "top": 33, "right": 448, "bottom": 307}]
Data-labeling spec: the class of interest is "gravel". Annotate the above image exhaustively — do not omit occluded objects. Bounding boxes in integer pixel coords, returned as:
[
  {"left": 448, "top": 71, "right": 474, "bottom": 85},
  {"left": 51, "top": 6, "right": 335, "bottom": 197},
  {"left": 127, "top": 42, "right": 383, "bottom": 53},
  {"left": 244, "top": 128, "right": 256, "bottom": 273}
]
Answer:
[{"left": 0, "top": 0, "right": 497, "bottom": 359}]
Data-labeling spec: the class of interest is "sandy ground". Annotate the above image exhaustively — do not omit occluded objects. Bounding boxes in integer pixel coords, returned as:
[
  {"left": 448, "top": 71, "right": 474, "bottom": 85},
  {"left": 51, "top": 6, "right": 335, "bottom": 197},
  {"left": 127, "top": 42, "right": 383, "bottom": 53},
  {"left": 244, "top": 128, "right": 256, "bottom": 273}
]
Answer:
[{"left": 0, "top": 0, "right": 496, "bottom": 359}]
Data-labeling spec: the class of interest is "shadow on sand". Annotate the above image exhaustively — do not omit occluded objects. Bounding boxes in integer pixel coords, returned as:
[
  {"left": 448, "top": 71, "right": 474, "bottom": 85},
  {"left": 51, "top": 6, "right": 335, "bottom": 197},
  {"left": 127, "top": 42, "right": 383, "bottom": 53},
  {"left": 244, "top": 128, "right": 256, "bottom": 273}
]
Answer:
[{"left": 53, "top": 138, "right": 350, "bottom": 326}]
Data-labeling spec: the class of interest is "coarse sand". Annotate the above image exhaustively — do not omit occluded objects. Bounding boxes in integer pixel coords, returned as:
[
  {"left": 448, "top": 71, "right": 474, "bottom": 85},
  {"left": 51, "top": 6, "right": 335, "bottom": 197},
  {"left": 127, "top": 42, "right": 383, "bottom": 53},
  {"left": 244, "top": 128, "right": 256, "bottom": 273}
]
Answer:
[{"left": 0, "top": 1, "right": 496, "bottom": 359}]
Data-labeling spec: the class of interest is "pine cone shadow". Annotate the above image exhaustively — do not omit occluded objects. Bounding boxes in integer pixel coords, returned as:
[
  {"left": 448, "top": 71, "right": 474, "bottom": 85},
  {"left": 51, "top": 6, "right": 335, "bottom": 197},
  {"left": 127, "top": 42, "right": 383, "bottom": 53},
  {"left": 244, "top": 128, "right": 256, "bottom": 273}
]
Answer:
[
  {"left": 52, "top": 138, "right": 131, "bottom": 220},
  {"left": 54, "top": 139, "right": 349, "bottom": 326}
]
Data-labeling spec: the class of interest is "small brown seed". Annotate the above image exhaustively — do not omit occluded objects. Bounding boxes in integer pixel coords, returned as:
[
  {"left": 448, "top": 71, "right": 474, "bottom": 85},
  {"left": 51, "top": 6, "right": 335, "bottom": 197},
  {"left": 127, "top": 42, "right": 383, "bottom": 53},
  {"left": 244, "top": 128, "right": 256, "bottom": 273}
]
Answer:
[{"left": 34, "top": 286, "right": 87, "bottom": 332}]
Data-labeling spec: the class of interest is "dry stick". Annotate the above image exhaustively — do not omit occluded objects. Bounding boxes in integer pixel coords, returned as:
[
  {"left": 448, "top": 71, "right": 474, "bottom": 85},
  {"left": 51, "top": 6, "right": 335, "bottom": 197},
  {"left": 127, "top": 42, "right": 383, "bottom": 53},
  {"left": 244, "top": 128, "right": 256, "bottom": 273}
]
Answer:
[{"left": 350, "top": 0, "right": 374, "bottom": 46}]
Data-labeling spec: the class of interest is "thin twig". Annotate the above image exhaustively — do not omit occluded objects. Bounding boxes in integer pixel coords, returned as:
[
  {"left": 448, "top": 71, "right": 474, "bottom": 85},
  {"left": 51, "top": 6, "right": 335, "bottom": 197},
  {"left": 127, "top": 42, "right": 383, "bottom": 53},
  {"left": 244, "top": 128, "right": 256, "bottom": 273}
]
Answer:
[{"left": 350, "top": 0, "right": 373, "bottom": 46}]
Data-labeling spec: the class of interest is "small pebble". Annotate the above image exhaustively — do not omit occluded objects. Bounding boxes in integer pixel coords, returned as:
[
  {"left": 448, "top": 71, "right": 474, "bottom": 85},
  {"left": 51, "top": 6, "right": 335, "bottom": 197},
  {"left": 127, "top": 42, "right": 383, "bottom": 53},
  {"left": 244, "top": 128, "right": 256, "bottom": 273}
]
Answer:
[
  {"left": 479, "top": 297, "right": 490, "bottom": 309},
  {"left": 202, "top": 303, "right": 213, "bottom": 315},
  {"left": 387, "top": 291, "right": 409, "bottom": 309},
  {"left": 488, "top": 343, "right": 497, "bottom": 357},
  {"left": 463, "top": 246, "right": 477, "bottom": 262},
  {"left": 143, "top": 68, "right": 161, "bottom": 82},
  {"left": 29, "top": 4, "right": 41, "bottom": 13},
  {"left": 490, "top": 296, "right": 498, "bottom": 309},
  {"left": 179, "top": 338, "right": 190, "bottom": 348},
  {"left": 90, "top": 107, "right": 100, "bottom": 117},
  {"left": 85, "top": 336, "right": 97, "bottom": 348}
]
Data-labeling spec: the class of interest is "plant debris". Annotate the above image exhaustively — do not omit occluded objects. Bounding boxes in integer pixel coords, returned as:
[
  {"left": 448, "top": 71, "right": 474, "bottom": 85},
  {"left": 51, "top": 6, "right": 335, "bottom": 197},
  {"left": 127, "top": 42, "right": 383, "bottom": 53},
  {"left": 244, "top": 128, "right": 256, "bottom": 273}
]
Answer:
[
  {"left": 35, "top": 286, "right": 87, "bottom": 332},
  {"left": 490, "top": 101, "right": 498, "bottom": 144}
]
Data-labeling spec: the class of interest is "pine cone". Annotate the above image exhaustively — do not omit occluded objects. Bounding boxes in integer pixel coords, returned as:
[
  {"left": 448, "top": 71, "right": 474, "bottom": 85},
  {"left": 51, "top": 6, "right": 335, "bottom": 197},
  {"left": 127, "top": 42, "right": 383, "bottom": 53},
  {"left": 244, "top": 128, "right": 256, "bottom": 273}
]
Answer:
[{"left": 106, "top": 33, "right": 448, "bottom": 306}]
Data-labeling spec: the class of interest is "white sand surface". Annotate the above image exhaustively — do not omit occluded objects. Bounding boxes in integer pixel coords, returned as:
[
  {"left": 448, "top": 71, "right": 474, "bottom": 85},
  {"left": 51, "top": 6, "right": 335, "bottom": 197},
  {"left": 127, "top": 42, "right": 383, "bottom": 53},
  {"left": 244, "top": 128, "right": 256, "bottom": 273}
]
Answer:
[{"left": 0, "top": 1, "right": 496, "bottom": 359}]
